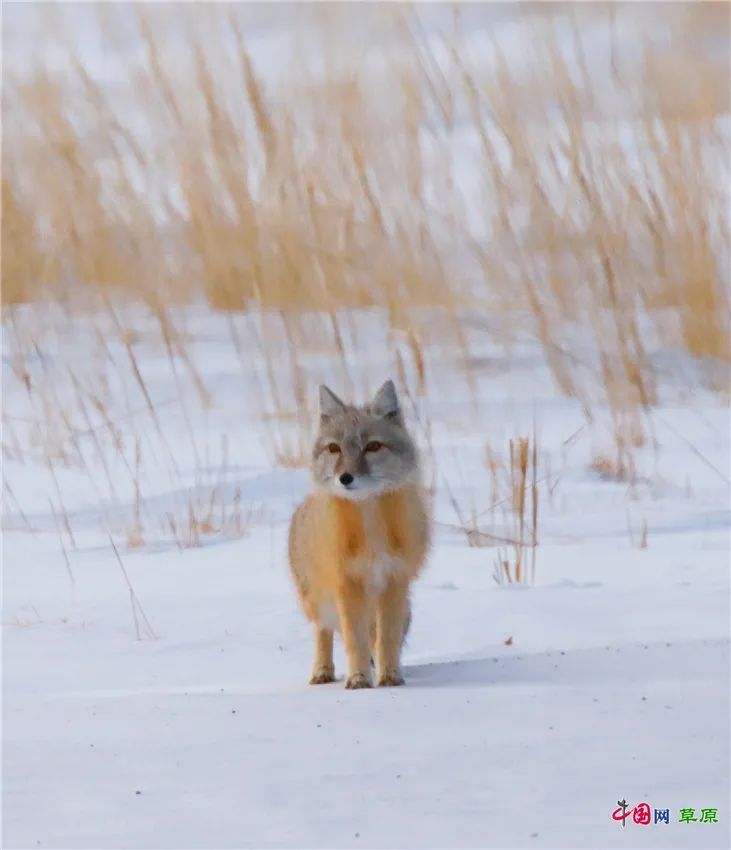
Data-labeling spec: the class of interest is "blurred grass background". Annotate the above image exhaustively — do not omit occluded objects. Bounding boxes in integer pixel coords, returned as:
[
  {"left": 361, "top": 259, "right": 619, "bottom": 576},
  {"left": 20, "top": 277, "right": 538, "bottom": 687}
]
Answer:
[{"left": 2, "top": 2, "right": 729, "bottom": 491}]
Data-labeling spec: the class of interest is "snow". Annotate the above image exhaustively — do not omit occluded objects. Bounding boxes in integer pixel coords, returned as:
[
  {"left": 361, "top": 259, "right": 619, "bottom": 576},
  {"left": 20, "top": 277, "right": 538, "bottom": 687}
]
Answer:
[{"left": 3, "top": 304, "right": 730, "bottom": 849}]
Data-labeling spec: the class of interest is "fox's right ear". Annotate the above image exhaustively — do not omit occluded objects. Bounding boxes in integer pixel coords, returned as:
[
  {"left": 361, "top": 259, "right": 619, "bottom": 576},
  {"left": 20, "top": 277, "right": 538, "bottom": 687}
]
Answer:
[{"left": 319, "top": 384, "right": 346, "bottom": 421}]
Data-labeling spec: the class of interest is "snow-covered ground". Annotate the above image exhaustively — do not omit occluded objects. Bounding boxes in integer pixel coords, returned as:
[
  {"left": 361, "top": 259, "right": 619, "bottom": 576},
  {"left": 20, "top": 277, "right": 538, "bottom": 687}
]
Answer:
[{"left": 3, "top": 305, "right": 729, "bottom": 849}]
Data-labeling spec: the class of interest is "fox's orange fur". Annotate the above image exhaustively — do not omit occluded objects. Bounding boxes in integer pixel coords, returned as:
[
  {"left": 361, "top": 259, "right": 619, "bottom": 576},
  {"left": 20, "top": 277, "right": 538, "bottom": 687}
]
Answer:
[{"left": 289, "top": 483, "right": 430, "bottom": 688}]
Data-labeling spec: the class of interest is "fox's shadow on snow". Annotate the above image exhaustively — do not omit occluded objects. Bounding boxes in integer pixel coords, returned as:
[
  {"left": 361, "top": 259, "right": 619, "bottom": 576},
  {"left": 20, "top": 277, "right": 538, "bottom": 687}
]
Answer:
[{"left": 403, "top": 637, "right": 728, "bottom": 689}]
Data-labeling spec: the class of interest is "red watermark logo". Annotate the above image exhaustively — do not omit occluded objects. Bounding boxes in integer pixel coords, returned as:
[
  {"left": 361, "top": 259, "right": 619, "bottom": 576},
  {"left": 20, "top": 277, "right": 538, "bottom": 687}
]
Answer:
[{"left": 612, "top": 800, "right": 718, "bottom": 827}]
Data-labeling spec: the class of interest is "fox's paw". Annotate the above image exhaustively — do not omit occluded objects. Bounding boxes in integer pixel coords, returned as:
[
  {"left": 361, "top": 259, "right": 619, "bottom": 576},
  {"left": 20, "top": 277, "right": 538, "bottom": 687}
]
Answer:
[
  {"left": 310, "top": 667, "right": 336, "bottom": 685},
  {"left": 345, "top": 673, "right": 372, "bottom": 690},
  {"left": 378, "top": 669, "right": 405, "bottom": 687}
]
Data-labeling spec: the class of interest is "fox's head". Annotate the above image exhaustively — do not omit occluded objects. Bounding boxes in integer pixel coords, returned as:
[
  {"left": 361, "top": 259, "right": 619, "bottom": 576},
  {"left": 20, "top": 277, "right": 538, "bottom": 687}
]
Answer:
[{"left": 312, "top": 379, "right": 419, "bottom": 500}]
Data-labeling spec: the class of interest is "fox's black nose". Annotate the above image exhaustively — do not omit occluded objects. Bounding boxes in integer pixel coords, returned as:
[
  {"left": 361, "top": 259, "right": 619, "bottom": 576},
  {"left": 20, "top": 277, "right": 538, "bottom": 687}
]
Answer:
[{"left": 339, "top": 472, "right": 354, "bottom": 486}]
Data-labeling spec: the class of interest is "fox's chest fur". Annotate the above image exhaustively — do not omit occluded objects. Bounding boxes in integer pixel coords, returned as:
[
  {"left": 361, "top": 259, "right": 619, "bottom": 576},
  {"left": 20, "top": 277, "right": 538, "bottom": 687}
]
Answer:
[
  {"left": 288, "top": 484, "right": 430, "bottom": 625},
  {"left": 335, "top": 497, "right": 407, "bottom": 593}
]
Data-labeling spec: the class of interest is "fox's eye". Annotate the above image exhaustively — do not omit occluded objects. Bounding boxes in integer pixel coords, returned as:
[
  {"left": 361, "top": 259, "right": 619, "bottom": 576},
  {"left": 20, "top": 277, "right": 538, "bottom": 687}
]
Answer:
[
  {"left": 365, "top": 441, "right": 383, "bottom": 453},
  {"left": 327, "top": 443, "right": 341, "bottom": 454}
]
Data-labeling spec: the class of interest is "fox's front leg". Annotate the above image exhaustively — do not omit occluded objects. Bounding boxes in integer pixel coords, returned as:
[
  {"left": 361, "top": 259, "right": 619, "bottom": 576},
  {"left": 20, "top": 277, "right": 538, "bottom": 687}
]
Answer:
[
  {"left": 336, "top": 579, "right": 372, "bottom": 689},
  {"left": 376, "top": 579, "right": 410, "bottom": 686},
  {"left": 310, "top": 626, "right": 335, "bottom": 684}
]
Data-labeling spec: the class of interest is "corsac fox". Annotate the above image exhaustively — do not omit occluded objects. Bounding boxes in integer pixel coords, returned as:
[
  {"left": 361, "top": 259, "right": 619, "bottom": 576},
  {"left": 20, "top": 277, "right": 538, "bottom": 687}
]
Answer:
[{"left": 288, "top": 379, "right": 430, "bottom": 688}]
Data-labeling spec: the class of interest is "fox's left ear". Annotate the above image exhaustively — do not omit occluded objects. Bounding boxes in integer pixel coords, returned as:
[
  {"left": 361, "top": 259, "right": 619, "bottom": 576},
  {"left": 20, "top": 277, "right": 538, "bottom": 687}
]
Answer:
[{"left": 370, "top": 379, "right": 400, "bottom": 420}]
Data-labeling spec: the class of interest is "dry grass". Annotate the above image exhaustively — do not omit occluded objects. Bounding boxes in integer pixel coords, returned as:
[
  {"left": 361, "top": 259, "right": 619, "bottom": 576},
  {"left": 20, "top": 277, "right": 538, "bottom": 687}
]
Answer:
[
  {"left": 2, "top": 3, "right": 729, "bottom": 543},
  {"left": 443, "top": 431, "right": 540, "bottom": 584},
  {"left": 110, "top": 536, "right": 157, "bottom": 641},
  {"left": 626, "top": 509, "right": 649, "bottom": 550},
  {"left": 492, "top": 435, "right": 539, "bottom": 585}
]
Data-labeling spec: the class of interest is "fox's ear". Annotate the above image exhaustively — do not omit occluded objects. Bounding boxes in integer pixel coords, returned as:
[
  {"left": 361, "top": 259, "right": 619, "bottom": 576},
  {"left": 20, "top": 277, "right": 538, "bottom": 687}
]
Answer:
[
  {"left": 319, "top": 384, "right": 346, "bottom": 420},
  {"left": 370, "top": 379, "right": 400, "bottom": 420}
]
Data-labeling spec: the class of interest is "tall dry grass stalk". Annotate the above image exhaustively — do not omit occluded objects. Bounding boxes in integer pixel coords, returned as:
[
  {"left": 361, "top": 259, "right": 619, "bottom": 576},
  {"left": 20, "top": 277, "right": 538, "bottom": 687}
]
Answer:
[{"left": 493, "top": 433, "right": 539, "bottom": 586}]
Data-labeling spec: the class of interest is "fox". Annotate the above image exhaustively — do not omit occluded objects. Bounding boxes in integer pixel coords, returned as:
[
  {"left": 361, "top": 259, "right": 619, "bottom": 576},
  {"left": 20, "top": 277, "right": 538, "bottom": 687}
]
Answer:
[{"left": 288, "top": 379, "right": 431, "bottom": 689}]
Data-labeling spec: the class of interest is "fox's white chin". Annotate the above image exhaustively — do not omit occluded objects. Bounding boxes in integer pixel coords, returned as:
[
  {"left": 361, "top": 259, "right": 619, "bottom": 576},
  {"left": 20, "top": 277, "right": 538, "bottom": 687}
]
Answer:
[
  {"left": 318, "top": 478, "right": 410, "bottom": 501},
  {"left": 332, "top": 482, "right": 383, "bottom": 501},
  {"left": 312, "top": 479, "right": 382, "bottom": 501}
]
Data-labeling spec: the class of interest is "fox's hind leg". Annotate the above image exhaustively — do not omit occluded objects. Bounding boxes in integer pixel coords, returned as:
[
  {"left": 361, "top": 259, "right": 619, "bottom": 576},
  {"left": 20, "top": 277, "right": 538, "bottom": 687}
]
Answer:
[
  {"left": 375, "top": 579, "right": 410, "bottom": 686},
  {"left": 310, "top": 627, "right": 335, "bottom": 685}
]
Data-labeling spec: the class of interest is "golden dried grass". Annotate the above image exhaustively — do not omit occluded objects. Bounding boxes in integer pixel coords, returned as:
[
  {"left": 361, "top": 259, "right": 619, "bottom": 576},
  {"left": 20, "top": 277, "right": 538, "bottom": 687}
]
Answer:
[{"left": 1, "top": 3, "right": 729, "bottom": 544}]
